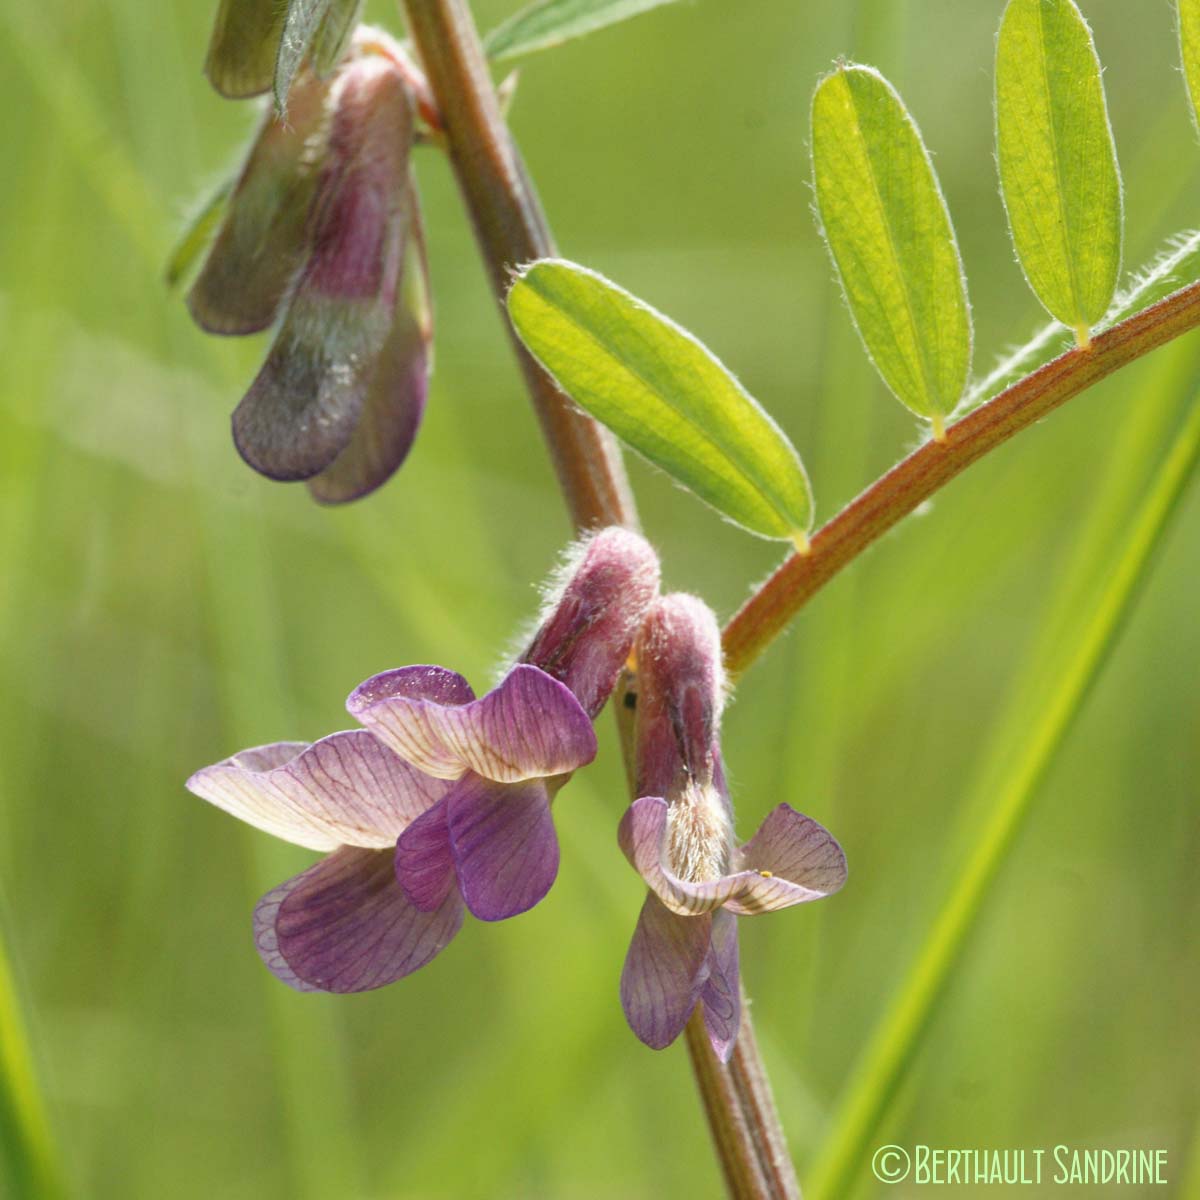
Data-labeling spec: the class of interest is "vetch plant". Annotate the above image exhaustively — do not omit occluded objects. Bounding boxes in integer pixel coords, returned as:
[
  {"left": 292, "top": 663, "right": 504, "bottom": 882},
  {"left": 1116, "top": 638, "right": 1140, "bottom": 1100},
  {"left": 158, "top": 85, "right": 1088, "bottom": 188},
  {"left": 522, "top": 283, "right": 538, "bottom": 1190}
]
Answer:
[{"left": 169, "top": 0, "right": 1200, "bottom": 1195}]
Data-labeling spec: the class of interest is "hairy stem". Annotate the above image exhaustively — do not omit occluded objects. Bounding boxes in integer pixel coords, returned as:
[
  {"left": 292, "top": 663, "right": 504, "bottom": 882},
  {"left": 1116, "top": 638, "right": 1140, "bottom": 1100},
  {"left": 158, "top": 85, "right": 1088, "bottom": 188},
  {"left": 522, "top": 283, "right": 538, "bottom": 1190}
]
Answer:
[
  {"left": 723, "top": 276, "right": 1200, "bottom": 677},
  {"left": 398, "top": 1, "right": 795, "bottom": 1195}
]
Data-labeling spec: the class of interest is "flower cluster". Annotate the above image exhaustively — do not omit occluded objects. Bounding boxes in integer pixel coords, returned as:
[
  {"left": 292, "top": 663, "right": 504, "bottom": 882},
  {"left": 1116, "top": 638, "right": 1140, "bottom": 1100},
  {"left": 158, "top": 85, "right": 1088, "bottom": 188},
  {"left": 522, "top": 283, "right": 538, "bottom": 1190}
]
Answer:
[
  {"left": 190, "top": 9, "right": 436, "bottom": 502},
  {"left": 618, "top": 594, "right": 847, "bottom": 1061},
  {"left": 187, "top": 528, "right": 660, "bottom": 990}
]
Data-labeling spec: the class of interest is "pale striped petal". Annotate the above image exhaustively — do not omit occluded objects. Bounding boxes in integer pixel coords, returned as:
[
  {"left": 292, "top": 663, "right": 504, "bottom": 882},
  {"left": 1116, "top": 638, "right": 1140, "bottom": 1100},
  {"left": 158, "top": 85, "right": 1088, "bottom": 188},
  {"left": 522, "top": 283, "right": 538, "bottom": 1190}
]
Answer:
[
  {"left": 187, "top": 730, "right": 449, "bottom": 850},
  {"left": 619, "top": 797, "right": 845, "bottom": 917}
]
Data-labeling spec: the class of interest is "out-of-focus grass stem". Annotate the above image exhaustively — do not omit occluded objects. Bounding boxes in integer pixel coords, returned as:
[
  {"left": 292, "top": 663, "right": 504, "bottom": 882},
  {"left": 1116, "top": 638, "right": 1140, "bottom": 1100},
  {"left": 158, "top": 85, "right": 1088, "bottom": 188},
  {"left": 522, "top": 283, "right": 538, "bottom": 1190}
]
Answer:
[{"left": 807, "top": 396, "right": 1200, "bottom": 1200}]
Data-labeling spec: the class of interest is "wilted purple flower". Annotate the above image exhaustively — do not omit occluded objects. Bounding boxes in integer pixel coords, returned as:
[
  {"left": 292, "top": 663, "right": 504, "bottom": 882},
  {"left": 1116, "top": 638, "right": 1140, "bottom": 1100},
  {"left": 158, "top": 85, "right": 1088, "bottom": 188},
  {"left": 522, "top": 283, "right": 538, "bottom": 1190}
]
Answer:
[
  {"left": 190, "top": 44, "right": 432, "bottom": 502},
  {"left": 618, "top": 594, "right": 847, "bottom": 1061},
  {"left": 348, "top": 527, "right": 661, "bottom": 922},
  {"left": 186, "top": 721, "right": 464, "bottom": 993}
]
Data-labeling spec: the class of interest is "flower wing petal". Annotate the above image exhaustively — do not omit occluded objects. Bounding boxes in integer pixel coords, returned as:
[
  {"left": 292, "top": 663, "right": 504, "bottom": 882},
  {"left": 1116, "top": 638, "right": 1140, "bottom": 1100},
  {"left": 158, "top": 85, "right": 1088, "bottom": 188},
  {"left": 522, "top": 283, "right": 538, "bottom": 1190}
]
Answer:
[
  {"left": 353, "top": 663, "right": 597, "bottom": 783},
  {"left": 255, "top": 846, "right": 464, "bottom": 993},
  {"left": 187, "top": 730, "right": 448, "bottom": 850},
  {"left": 446, "top": 775, "right": 559, "bottom": 921},
  {"left": 620, "top": 895, "right": 711, "bottom": 1051},
  {"left": 699, "top": 908, "right": 741, "bottom": 1063},
  {"left": 394, "top": 797, "right": 458, "bottom": 912}
]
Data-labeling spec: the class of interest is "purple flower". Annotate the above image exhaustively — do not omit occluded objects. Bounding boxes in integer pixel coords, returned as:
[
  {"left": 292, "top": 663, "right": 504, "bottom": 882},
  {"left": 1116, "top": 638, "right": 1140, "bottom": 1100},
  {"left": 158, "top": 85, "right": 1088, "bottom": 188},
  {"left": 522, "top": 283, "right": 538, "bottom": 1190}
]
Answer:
[
  {"left": 189, "top": 42, "right": 432, "bottom": 503},
  {"left": 618, "top": 595, "right": 847, "bottom": 1061},
  {"left": 186, "top": 720, "right": 464, "bottom": 993},
  {"left": 348, "top": 528, "right": 661, "bottom": 922}
]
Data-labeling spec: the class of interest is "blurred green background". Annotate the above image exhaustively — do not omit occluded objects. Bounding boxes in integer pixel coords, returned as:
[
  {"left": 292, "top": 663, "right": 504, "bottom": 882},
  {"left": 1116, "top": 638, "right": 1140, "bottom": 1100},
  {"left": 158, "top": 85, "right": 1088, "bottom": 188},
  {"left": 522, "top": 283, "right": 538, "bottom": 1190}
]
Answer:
[{"left": 0, "top": 0, "right": 1197, "bottom": 1196}]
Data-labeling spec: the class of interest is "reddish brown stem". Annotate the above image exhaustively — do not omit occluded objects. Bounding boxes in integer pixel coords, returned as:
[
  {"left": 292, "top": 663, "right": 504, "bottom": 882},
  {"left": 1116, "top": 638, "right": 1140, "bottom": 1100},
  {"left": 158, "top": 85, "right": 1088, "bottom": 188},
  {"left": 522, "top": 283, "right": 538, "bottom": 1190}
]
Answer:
[{"left": 723, "top": 279, "right": 1200, "bottom": 677}]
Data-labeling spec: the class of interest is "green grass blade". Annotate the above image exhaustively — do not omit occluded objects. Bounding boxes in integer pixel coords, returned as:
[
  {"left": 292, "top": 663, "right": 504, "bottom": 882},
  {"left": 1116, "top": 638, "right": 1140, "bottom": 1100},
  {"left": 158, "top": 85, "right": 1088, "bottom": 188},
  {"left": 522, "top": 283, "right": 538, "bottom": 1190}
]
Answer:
[
  {"left": 508, "top": 259, "right": 813, "bottom": 544},
  {"left": 1179, "top": 0, "right": 1200, "bottom": 134},
  {"left": 164, "top": 174, "right": 233, "bottom": 290},
  {"left": 996, "top": 0, "right": 1123, "bottom": 342},
  {"left": 808, "top": 396, "right": 1200, "bottom": 1200},
  {"left": 811, "top": 64, "right": 972, "bottom": 435},
  {"left": 483, "top": 0, "right": 683, "bottom": 61},
  {"left": 0, "top": 901, "right": 67, "bottom": 1200}
]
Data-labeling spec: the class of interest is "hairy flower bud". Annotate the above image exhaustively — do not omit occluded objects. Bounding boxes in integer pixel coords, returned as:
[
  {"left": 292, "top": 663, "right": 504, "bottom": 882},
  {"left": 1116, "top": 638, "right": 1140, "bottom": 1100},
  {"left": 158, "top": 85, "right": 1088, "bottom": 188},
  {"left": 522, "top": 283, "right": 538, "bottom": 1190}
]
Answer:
[
  {"left": 633, "top": 594, "right": 731, "bottom": 882},
  {"left": 521, "top": 527, "right": 661, "bottom": 719}
]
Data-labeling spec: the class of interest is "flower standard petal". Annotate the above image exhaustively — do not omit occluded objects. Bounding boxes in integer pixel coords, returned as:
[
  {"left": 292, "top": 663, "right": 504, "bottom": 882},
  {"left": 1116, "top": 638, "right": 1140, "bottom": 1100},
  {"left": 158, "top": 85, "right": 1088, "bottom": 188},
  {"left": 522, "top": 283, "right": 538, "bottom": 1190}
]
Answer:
[
  {"left": 620, "top": 895, "right": 712, "bottom": 1051},
  {"left": 729, "top": 804, "right": 848, "bottom": 914},
  {"left": 232, "top": 56, "right": 416, "bottom": 482},
  {"left": 699, "top": 908, "right": 741, "bottom": 1063},
  {"left": 352, "top": 663, "right": 597, "bottom": 783},
  {"left": 347, "top": 664, "right": 476, "bottom": 711},
  {"left": 187, "top": 730, "right": 449, "bottom": 851},
  {"left": 619, "top": 796, "right": 846, "bottom": 917},
  {"left": 445, "top": 775, "right": 559, "bottom": 921},
  {"left": 255, "top": 846, "right": 464, "bottom": 993}
]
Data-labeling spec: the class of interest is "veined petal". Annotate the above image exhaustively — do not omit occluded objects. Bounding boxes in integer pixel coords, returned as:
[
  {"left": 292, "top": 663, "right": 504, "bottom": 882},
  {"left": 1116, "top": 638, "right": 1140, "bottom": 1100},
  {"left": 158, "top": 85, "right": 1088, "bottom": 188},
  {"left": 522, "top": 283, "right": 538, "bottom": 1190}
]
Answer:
[
  {"left": 204, "top": 0, "right": 287, "bottom": 99},
  {"left": 352, "top": 663, "right": 597, "bottom": 783},
  {"left": 619, "top": 796, "right": 845, "bottom": 917},
  {"left": 232, "top": 58, "right": 416, "bottom": 482},
  {"left": 699, "top": 908, "right": 741, "bottom": 1063},
  {"left": 620, "top": 895, "right": 711, "bottom": 1051},
  {"left": 347, "top": 664, "right": 476, "bottom": 713},
  {"left": 446, "top": 775, "right": 559, "bottom": 921},
  {"left": 729, "top": 804, "right": 847, "bottom": 915},
  {"left": 394, "top": 797, "right": 457, "bottom": 912},
  {"left": 188, "top": 72, "right": 329, "bottom": 336},
  {"left": 308, "top": 189, "right": 432, "bottom": 504},
  {"left": 187, "top": 730, "right": 449, "bottom": 851},
  {"left": 255, "top": 846, "right": 464, "bottom": 992}
]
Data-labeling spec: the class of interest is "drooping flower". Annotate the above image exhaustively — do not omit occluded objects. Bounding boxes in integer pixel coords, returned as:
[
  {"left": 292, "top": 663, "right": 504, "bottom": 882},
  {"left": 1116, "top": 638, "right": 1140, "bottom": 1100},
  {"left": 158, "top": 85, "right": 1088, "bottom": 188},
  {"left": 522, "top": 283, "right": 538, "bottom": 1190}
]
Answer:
[
  {"left": 348, "top": 527, "right": 661, "bottom": 922},
  {"left": 186, "top": 723, "right": 464, "bottom": 992},
  {"left": 189, "top": 41, "right": 433, "bottom": 503},
  {"left": 618, "top": 594, "right": 847, "bottom": 1061}
]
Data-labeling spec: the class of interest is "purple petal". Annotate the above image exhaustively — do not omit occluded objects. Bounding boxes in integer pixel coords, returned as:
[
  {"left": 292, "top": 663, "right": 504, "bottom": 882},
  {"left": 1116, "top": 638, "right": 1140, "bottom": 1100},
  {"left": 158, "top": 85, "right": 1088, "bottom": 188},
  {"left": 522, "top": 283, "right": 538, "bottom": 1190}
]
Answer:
[
  {"left": 352, "top": 663, "right": 597, "bottom": 784},
  {"left": 619, "top": 796, "right": 846, "bottom": 917},
  {"left": 255, "top": 846, "right": 464, "bottom": 993},
  {"left": 730, "top": 804, "right": 848, "bottom": 915},
  {"left": 188, "top": 73, "right": 328, "bottom": 334},
  {"left": 308, "top": 190, "right": 432, "bottom": 504},
  {"left": 232, "top": 60, "right": 416, "bottom": 482},
  {"left": 446, "top": 775, "right": 559, "bottom": 921},
  {"left": 620, "top": 895, "right": 711, "bottom": 1051},
  {"left": 394, "top": 797, "right": 457, "bottom": 912},
  {"left": 187, "top": 730, "right": 450, "bottom": 851},
  {"left": 347, "top": 664, "right": 476, "bottom": 713},
  {"left": 699, "top": 908, "right": 741, "bottom": 1063}
]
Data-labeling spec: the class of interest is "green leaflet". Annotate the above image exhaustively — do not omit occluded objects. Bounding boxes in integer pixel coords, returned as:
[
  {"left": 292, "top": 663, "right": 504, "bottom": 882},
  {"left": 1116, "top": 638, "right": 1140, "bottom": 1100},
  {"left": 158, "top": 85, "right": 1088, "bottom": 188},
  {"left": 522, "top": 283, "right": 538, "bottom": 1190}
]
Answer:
[
  {"left": 484, "top": 0, "right": 682, "bottom": 61},
  {"left": 995, "top": 0, "right": 1123, "bottom": 341},
  {"left": 164, "top": 175, "right": 233, "bottom": 291},
  {"left": 1179, "top": 0, "right": 1200, "bottom": 132},
  {"left": 508, "top": 260, "right": 813, "bottom": 544},
  {"left": 811, "top": 65, "right": 972, "bottom": 433}
]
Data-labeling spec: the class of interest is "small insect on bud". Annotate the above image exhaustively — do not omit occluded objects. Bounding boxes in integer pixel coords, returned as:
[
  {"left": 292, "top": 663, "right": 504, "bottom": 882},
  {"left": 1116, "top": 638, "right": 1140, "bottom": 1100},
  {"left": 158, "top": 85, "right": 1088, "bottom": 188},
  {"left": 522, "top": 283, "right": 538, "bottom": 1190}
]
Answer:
[
  {"left": 204, "top": 0, "right": 288, "bottom": 99},
  {"left": 521, "top": 527, "right": 662, "bottom": 719}
]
